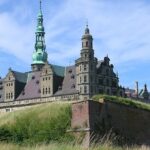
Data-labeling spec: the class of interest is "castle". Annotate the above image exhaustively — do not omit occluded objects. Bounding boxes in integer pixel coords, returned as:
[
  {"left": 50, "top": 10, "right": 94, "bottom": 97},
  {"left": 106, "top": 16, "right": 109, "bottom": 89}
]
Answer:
[{"left": 0, "top": 1, "right": 125, "bottom": 107}]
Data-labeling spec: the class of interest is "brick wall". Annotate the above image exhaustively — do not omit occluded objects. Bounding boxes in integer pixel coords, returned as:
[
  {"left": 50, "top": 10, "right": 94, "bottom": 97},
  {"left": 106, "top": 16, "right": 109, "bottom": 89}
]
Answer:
[{"left": 71, "top": 99, "right": 150, "bottom": 146}]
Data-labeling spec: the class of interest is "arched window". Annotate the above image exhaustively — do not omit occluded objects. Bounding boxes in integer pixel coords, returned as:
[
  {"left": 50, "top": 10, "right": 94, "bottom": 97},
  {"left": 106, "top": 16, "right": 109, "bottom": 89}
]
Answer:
[{"left": 86, "top": 41, "right": 88, "bottom": 47}]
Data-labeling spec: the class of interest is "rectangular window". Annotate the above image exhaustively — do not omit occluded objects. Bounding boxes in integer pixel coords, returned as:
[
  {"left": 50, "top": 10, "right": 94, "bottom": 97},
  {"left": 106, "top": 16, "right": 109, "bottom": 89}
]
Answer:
[
  {"left": 80, "top": 77, "right": 82, "bottom": 83},
  {"left": 84, "top": 75, "right": 87, "bottom": 83},
  {"left": 84, "top": 86, "right": 87, "bottom": 94},
  {"left": 84, "top": 64, "right": 87, "bottom": 71}
]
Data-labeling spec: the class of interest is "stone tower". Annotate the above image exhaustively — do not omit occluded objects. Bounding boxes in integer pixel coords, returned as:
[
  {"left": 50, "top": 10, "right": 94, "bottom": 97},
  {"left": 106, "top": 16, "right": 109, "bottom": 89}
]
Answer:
[
  {"left": 75, "top": 25, "right": 97, "bottom": 100},
  {"left": 142, "top": 84, "right": 149, "bottom": 100},
  {"left": 31, "top": 0, "right": 48, "bottom": 71}
]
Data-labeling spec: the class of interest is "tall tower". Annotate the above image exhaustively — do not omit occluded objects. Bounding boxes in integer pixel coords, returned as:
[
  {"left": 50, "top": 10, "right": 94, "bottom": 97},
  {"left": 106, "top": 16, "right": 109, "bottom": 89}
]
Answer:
[
  {"left": 75, "top": 24, "right": 97, "bottom": 100},
  {"left": 31, "top": 0, "right": 48, "bottom": 71}
]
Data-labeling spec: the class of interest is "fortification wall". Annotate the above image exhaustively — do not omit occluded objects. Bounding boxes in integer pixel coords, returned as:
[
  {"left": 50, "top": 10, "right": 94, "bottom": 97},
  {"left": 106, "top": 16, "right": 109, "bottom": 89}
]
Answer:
[{"left": 71, "top": 100, "right": 150, "bottom": 146}]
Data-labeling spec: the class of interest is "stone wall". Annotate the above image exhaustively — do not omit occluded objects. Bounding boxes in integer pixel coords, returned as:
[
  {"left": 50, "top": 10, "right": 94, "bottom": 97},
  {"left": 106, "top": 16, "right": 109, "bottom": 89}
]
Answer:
[
  {"left": 0, "top": 94, "right": 79, "bottom": 113},
  {"left": 71, "top": 99, "right": 150, "bottom": 146}
]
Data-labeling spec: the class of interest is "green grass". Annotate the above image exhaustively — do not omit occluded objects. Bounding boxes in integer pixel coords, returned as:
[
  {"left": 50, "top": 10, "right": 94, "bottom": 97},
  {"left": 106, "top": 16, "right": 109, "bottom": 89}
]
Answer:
[
  {"left": 0, "top": 102, "right": 74, "bottom": 145},
  {"left": 93, "top": 94, "right": 150, "bottom": 111}
]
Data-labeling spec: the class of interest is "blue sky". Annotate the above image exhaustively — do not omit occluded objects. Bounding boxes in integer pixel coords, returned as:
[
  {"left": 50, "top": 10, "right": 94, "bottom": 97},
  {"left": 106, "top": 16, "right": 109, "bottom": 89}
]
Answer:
[{"left": 0, "top": 0, "right": 150, "bottom": 90}]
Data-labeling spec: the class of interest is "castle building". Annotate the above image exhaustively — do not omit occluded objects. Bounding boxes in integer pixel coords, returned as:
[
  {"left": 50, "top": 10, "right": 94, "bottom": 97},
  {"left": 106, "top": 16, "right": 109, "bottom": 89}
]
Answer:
[{"left": 0, "top": 1, "right": 125, "bottom": 103}]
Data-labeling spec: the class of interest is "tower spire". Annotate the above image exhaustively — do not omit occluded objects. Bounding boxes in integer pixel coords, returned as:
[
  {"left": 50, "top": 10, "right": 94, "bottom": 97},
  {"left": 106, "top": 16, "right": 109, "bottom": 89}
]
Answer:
[{"left": 31, "top": 0, "right": 48, "bottom": 71}]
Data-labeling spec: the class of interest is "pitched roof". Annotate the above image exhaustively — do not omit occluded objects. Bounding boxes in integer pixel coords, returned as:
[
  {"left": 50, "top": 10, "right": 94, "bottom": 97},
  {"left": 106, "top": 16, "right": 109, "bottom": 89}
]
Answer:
[
  {"left": 51, "top": 64, "right": 65, "bottom": 77},
  {"left": 17, "top": 71, "right": 41, "bottom": 100},
  {"left": 54, "top": 65, "right": 78, "bottom": 96},
  {"left": 12, "top": 71, "right": 28, "bottom": 83}
]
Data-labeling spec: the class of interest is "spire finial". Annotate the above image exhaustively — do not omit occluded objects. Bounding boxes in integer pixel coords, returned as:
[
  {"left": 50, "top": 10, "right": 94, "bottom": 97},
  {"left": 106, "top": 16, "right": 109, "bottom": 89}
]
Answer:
[
  {"left": 85, "top": 19, "right": 90, "bottom": 34},
  {"left": 40, "top": 0, "right": 42, "bottom": 12},
  {"left": 86, "top": 19, "right": 88, "bottom": 28}
]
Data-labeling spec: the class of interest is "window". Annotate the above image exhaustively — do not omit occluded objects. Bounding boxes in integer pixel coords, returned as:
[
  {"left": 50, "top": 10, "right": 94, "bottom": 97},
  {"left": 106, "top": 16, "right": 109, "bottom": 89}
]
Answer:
[
  {"left": 11, "top": 83, "right": 13, "bottom": 86},
  {"left": 11, "top": 93, "right": 13, "bottom": 99},
  {"left": 8, "top": 93, "right": 10, "bottom": 99},
  {"left": 45, "top": 70, "right": 48, "bottom": 74},
  {"left": 86, "top": 41, "right": 88, "bottom": 47},
  {"left": 84, "top": 64, "right": 87, "bottom": 71},
  {"left": 84, "top": 75, "right": 87, "bottom": 82},
  {"left": 68, "top": 69, "right": 72, "bottom": 73},
  {"left": 45, "top": 88, "right": 48, "bottom": 94},
  {"left": 43, "top": 78, "right": 45, "bottom": 81},
  {"left": 38, "top": 89, "right": 41, "bottom": 93},
  {"left": 32, "top": 76, "right": 35, "bottom": 80},
  {"left": 80, "top": 66, "right": 81, "bottom": 71},
  {"left": 84, "top": 86, "right": 87, "bottom": 94},
  {"left": 71, "top": 84, "right": 75, "bottom": 89},
  {"left": 36, "top": 80, "right": 39, "bottom": 84},
  {"left": 71, "top": 74, "right": 74, "bottom": 79},
  {"left": 80, "top": 87, "right": 82, "bottom": 93},
  {"left": 80, "top": 77, "right": 82, "bottom": 83},
  {"left": 49, "top": 88, "right": 51, "bottom": 94},
  {"left": 6, "top": 93, "right": 8, "bottom": 99},
  {"left": 43, "top": 88, "right": 45, "bottom": 94}
]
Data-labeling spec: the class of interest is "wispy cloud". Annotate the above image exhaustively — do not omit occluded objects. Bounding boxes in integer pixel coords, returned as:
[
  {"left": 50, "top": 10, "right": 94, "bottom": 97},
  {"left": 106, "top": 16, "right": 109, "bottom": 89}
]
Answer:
[{"left": 0, "top": 0, "right": 150, "bottom": 88}]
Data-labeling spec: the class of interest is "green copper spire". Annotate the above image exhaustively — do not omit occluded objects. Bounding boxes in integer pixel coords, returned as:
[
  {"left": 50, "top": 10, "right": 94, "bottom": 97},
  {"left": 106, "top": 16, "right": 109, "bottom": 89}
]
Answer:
[{"left": 32, "top": 0, "right": 48, "bottom": 65}]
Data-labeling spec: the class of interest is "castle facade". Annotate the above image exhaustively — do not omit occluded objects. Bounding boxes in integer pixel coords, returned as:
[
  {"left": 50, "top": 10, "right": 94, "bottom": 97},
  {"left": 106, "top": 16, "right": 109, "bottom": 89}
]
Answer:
[{"left": 0, "top": 1, "right": 125, "bottom": 105}]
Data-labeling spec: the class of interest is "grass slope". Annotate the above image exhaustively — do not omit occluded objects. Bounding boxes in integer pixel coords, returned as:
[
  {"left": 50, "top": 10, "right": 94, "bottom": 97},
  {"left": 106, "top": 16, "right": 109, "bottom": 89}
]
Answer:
[
  {"left": 93, "top": 95, "right": 150, "bottom": 111},
  {"left": 0, "top": 102, "right": 73, "bottom": 145}
]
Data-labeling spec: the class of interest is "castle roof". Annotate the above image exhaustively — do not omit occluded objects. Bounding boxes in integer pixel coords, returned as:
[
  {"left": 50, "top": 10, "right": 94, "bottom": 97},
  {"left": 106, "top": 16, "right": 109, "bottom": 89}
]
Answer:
[
  {"left": 17, "top": 71, "right": 41, "bottom": 100},
  {"left": 51, "top": 64, "right": 65, "bottom": 77},
  {"left": 12, "top": 71, "right": 28, "bottom": 83},
  {"left": 54, "top": 65, "right": 78, "bottom": 96}
]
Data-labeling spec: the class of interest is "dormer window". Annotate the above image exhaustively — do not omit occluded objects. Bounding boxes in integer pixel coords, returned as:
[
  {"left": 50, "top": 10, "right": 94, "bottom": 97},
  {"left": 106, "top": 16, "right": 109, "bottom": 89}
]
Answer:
[
  {"left": 58, "top": 86, "right": 62, "bottom": 90},
  {"left": 36, "top": 80, "right": 39, "bottom": 84},
  {"left": 68, "top": 69, "right": 72, "bottom": 73},
  {"left": 71, "top": 74, "right": 75, "bottom": 79},
  {"left": 32, "top": 76, "right": 35, "bottom": 80}
]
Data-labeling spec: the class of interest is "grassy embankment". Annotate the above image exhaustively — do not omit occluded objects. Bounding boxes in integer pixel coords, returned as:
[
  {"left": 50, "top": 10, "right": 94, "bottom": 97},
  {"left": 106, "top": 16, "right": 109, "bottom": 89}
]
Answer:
[
  {"left": 0, "top": 96, "right": 149, "bottom": 149},
  {"left": 93, "top": 94, "right": 150, "bottom": 111}
]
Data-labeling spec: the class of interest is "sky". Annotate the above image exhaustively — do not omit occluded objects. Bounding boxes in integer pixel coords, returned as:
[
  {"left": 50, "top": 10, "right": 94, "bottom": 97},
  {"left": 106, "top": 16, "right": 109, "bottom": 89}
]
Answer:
[{"left": 0, "top": 0, "right": 150, "bottom": 90}]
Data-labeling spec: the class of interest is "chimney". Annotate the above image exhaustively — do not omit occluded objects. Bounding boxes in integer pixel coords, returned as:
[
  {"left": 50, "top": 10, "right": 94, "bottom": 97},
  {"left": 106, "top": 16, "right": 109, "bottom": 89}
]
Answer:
[{"left": 135, "top": 81, "right": 139, "bottom": 98}]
